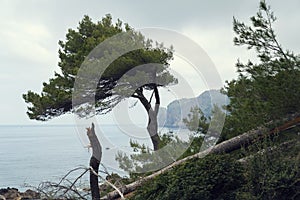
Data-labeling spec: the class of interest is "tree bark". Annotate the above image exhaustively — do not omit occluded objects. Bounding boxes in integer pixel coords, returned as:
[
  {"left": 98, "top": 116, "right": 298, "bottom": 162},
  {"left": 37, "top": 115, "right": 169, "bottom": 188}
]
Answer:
[
  {"left": 87, "top": 123, "right": 102, "bottom": 200},
  {"left": 151, "top": 86, "right": 160, "bottom": 150},
  {"left": 90, "top": 157, "right": 100, "bottom": 200},
  {"left": 147, "top": 108, "right": 160, "bottom": 151},
  {"left": 101, "top": 116, "right": 300, "bottom": 200}
]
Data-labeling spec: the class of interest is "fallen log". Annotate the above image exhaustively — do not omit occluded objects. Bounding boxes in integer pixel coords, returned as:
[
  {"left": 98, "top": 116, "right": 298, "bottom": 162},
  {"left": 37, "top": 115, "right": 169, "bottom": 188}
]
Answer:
[{"left": 102, "top": 116, "right": 300, "bottom": 200}]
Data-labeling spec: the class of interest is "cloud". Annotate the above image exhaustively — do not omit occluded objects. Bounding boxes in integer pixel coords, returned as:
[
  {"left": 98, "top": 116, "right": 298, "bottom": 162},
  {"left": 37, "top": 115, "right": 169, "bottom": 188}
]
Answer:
[
  {"left": 0, "top": 20, "right": 56, "bottom": 65},
  {"left": 181, "top": 25, "right": 258, "bottom": 83},
  {"left": 0, "top": 0, "right": 299, "bottom": 125}
]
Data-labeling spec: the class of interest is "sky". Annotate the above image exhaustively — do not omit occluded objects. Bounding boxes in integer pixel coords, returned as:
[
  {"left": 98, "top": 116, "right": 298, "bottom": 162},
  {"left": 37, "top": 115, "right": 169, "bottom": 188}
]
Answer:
[{"left": 0, "top": 0, "right": 299, "bottom": 125}]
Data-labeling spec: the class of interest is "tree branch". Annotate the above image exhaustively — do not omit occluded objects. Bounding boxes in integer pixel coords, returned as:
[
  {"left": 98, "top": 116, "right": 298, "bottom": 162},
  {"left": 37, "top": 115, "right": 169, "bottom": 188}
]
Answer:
[
  {"left": 29, "top": 166, "right": 90, "bottom": 200},
  {"left": 132, "top": 88, "right": 151, "bottom": 112},
  {"left": 264, "top": 7, "right": 289, "bottom": 61}
]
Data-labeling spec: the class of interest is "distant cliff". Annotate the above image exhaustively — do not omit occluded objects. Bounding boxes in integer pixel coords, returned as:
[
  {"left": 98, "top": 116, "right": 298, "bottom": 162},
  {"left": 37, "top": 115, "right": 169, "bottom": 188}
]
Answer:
[{"left": 158, "top": 90, "right": 229, "bottom": 127}]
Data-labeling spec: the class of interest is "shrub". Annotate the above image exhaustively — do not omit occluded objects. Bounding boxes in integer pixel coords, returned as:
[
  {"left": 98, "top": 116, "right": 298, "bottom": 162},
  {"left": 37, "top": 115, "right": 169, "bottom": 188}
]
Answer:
[{"left": 131, "top": 154, "right": 245, "bottom": 200}]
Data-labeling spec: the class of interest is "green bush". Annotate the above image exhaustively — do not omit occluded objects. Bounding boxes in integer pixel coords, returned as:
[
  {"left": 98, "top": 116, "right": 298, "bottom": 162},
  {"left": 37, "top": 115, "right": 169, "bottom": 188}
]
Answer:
[
  {"left": 131, "top": 154, "right": 245, "bottom": 200},
  {"left": 238, "top": 138, "right": 300, "bottom": 200}
]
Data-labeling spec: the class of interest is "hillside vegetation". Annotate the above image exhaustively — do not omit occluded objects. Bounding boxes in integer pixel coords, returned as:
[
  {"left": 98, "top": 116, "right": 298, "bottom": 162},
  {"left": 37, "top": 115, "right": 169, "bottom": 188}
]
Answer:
[{"left": 108, "top": 1, "right": 300, "bottom": 199}]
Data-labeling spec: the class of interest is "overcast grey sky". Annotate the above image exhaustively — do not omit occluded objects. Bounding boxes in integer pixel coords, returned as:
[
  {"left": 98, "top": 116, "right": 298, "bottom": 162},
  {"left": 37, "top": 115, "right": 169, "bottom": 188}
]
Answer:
[{"left": 0, "top": 0, "right": 299, "bottom": 125}]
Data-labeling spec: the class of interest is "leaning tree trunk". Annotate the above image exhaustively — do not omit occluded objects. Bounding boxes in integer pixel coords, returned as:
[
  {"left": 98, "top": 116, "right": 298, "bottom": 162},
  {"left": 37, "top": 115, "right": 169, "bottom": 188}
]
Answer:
[
  {"left": 87, "top": 123, "right": 102, "bottom": 200},
  {"left": 101, "top": 115, "right": 300, "bottom": 200}
]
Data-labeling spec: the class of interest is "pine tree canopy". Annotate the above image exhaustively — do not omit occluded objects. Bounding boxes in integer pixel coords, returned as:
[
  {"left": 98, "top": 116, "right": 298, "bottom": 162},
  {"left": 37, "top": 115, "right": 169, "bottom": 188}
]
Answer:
[{"left": 23, "top": 15, "right": 177, "bottom": 121}]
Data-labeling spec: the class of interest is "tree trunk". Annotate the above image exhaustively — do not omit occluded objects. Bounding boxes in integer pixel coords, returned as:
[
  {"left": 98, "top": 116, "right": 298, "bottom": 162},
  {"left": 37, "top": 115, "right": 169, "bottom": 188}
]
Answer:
[
  {"left": 147, "top": 108, "right": 160, "bottom": 151},
  {"left": 101, "top": 116, "right": 300, "bottom": 200},
  {"left": 87, "top": 123, "right": 102, "bottom": 200},
  {"left": 132, "top": 86, "right": 161, "bottom": 151},
  {"left": 90, "top": 156, "right": 100, "bottom": 200},
  {"left": 150, "top": 132, "right": 160, "bottom": 151}
]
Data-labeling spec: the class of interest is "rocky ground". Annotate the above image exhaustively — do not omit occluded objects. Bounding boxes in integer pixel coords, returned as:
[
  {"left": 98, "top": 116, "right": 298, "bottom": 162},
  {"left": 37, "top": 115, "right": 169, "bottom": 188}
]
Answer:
[{"left": 0, "top": 188, "right": 41, "bottom": 200}]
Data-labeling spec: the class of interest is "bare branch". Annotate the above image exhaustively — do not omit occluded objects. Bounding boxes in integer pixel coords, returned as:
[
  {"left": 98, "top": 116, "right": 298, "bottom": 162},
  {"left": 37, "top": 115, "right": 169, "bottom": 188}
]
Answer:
[{"left": 89, "top": 167, "right": 125, "bottom": 199}]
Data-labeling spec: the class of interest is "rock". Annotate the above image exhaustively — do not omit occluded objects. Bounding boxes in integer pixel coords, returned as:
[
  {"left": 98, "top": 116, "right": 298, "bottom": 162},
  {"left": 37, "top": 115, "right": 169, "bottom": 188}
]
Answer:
[
  {"left": 22, "top": 189, "right": 41, "bottom": 199},
  {"left": 161, "top": 89, "right": 229, "bottom": 127},
  {"left": 1, "top": 188, "right": 20, "bottom": 200},
  {"left": 0, "top": 188, "right": 40, "bottom": 200},
  {"left": 157, "top": 107, "right": 167, "bottom": 127},
  {"left": 0, "top": 188, "right": 9, "bottom": 195}
]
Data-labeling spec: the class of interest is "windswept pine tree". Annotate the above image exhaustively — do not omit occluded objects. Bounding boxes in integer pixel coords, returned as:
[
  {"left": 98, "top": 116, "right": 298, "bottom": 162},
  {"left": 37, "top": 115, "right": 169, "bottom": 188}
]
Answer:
[
  {"left": 23, "top": 15, "right": 177, "bottom": 151},
  {"left": 222, "top": 0, "right": 300, "bottom": 139}
]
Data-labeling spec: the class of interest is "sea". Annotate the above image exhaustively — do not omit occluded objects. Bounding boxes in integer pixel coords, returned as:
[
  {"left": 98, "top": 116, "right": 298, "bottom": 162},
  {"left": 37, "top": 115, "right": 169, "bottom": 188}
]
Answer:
[{"left": 0, "top": 125, "right": 188, "bottom": 191}]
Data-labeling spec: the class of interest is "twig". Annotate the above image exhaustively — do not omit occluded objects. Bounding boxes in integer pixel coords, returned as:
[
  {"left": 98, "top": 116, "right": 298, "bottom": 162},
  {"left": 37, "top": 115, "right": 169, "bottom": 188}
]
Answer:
[
  {"left": 28, "top": 166, "right": 91, "bottom": 200},
  {"left": 62, "top": 168, "right": 89, "bottom": 196},
  {"left": 57, "top": 166, "right": 87, "bottom": 186}
]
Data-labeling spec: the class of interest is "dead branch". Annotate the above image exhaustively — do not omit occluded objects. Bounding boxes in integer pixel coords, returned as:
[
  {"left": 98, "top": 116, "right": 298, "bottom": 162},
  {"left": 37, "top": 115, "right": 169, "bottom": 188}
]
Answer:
[{"left": 26, "top": 166, "right": 90, "bottom": 200}]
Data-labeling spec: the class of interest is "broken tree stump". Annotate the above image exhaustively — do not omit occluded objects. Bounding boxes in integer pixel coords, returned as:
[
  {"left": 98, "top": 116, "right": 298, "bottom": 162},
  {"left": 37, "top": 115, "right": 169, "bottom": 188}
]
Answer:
[{"left": 87, "top": 123, "right": 102, "bottom": 200}]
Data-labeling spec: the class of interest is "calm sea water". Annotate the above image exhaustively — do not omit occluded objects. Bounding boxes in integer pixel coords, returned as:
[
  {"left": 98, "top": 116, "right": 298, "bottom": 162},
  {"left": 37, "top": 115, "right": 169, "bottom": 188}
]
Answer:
[{"left": 0, "top": 125, "right": 183, "bottom": 191}]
